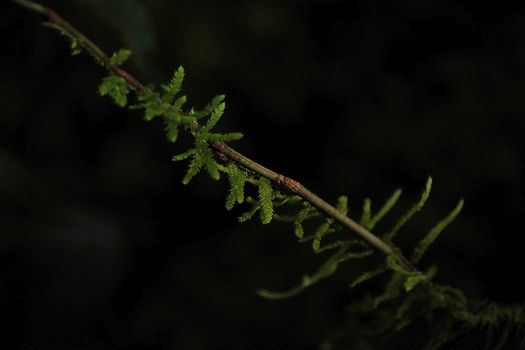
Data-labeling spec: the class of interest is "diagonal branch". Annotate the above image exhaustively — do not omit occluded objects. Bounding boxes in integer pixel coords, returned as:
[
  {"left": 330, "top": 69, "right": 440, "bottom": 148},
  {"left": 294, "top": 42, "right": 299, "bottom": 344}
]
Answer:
[{"left": 10, "top": 0, "right": 418, "bottom": 272}]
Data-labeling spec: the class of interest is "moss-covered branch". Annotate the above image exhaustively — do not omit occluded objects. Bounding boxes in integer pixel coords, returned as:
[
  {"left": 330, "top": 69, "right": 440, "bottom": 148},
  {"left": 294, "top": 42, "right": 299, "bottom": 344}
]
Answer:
[{"left": 10, "top": 0, "right": 407, "bottom": 266}]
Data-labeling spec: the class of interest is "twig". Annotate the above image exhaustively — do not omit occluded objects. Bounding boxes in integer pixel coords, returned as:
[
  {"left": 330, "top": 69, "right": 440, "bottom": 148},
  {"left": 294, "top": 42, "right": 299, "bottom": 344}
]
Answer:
[{"left": 10, "top": 0, "right": 417, "bottom": 272}]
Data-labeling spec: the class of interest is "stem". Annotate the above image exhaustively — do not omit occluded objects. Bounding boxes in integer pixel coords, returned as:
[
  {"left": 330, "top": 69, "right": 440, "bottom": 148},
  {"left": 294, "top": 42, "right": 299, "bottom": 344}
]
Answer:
[
  {"left": 11, "top": 0, "right": 417, "bottom": 272},
  {"left": 210, "top": 141, "right": 395, "bottom": 256}
]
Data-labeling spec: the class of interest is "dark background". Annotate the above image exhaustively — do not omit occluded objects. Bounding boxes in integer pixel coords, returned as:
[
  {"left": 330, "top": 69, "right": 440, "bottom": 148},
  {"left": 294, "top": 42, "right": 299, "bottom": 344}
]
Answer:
[{"left": 2, "top": 0, "right": 525, "bottom": 349}]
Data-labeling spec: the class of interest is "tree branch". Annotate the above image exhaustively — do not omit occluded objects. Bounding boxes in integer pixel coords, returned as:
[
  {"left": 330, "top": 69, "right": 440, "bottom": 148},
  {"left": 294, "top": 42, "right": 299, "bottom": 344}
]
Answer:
[{"left": 11, "top": 0, "right": 417, "bottom": 272}]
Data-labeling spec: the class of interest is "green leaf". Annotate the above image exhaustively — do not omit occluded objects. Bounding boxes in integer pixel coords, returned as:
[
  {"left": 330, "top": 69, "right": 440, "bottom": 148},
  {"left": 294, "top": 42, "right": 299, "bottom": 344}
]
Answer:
[
  {"left": 172, "top": 149, "right": 195, "bottom": 161},
  {"left": 109, "top": 49, "right": 132, "bottom": 66},
  {"left": 43, "top": 22, "right": 84, "bottom": 57},
  {"left": 133, "top": 87, "right": 167, "bottom": 121},
  {"left": 387, "top": 254, "right": 416, "bottom": 276},
  {"left": 238, "top": 201, "right": 260, "bottom": 222},
  {"left": 203, "top": 102, "right": 225, "bottom": 133},
  {"left": 350, "top": 264, "right": 388, "bottom": 288},
  {"left": 410, "top": 199, "right": 464, "bottom": 264},
  {"left": 175, "top": 141, "right": 209, "bottom": 184},
  {"left": 207, "top": 132, "right": 244, "bottom": 142},
  {"left": 404, "top": 273, "right": 427, "bottom": 292},
  {"left": 182, "top": 156, "right": 204, "bottom": 184},
  {"left": 312, "top": 221, "right": 334, "bottom": 253},
  {"left": 70, "top": 41, "right": 82, "bottom": 55},
  {"left": 316, "top": 240, "right": 355, "bottom": 253},
  {"left": 205, "top": 94, "right": 226, "bottom": 115},
  {"left": 164, "top": 66, "right": 185, "bottom": 97},
  {"left": 368, "top": 189, "right": 402, "bottom": 230},
  {"left": 384, "top": 176, "right": 432, "bottom": 243},
  {"left": 257, "top": 246, "right": 348, "bottom": 300},
  {"left": 258, "top": 178, "right": 274, "bottom": 224},
  {"left": 336, "top": 195, "right": 348, "bottom": 215},
  {"left": 145, "top": 102, "right": 168, "bottom": 120},
  {"left": 165, "top": 122, "right": 179, "bottom": 143},
  {"left": 293, "top": 203, "right": 318, "bottom": 239},
  {"left": 360, "top": 198, "right": 372, "bottom": 228},
  {"left": 225, "top": 164, "right": 246, "bottom": 210},
  {"left": 294, "top": 222, "right": 305, "bottom": 238},
  {"left": 99, "top": 75, "right": 129, "bottom": 107},
  {"left": 205, "top": 156, "right": 220, "bottom": 181}
]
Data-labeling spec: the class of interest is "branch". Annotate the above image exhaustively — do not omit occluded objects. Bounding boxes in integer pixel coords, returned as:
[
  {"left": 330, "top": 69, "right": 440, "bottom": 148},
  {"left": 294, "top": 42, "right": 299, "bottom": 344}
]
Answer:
[{"left": 11, "top": 0, "right": 417, "bottom": 272}]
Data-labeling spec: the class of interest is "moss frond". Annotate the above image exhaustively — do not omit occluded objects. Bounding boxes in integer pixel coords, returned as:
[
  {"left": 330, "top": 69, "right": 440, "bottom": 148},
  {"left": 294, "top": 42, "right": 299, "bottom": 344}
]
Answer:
[
  {"left": 293, "top": 202, "right": 318, "bottom": 239},
  {"left": 257, "top": 245, "right": 349, "bottom": 300},
  {"left": 350, "top": 264, "right": 388, "bottom": 288},
  {"left": 258, "top": 177, "right": 274, "bottom": 224},
  {"left": 411, "top": 199, "right": 464, "bottom": 264},
  {"left": 368, "top": 189, "right": 402, "bottom": 230},
  {"left": 225, "top": 163, "right": 247, "bottom": 210},
  {"left": 384, "top": 176, "right": 432, "bottom": 243},
  {"left": 99, "top": 75, "right": 130, "bottom": 107},
  {"left": 109, "top": 49, "right": 132, "bottom": 66}
]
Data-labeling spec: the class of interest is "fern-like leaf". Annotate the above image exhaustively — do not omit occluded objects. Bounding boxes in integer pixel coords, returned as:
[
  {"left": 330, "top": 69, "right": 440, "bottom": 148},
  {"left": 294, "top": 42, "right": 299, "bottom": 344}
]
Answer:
[
  {"left": 133, "top": 87, "right": 166, "bottom": 121},
  {"left": 205, "top": 155, "right": 220, "bottom": 181},
  {"left": 172, "top": 149, "right": 196, "bottom": 162},
  {"left": 225, "top": 164, "right": 246, "bottom": 210},
  {"left": 109, "top": 49, "right": 132, "bottom": 66},
  {"left": 163, "top": 66, "right": 185, "bottom": 99},
  {"left": 203, "top": 102, "right": 225, "bottom": 134},
  {"left": 99, "top": 75, "right": 130, "bottom": 107},
  {"left": 207, "top": 132, "right": 244, "bottom": 142},
  {"left": 173, "top": 141, "right": 214, "bottom": 184},
  {"left": 336, "top": 195, "right": 348, "bottom": 215},
  {"left": 410, "top": 199, "right": 464, "bottom": 264},
  {"left": 257, "top": 246, "right": 348, "bottom": 300},
  {"left": 360, "top": 197, "right": 372, "bottom": 228},
  {"left": 238, "top": 199, "right": 260, "bottom": 222},
  {"left": 368, "top": 188, "right": 402, "bottom": 230},
  {"left": 350, "top": 264, "right": 388, "bottom": 288},
  {"left": 312, "top": 221, "right": 335, "bottom": 253},
  {"left": 204, "top": 94, "right": 226, "bottom": 115},
  {"left": 384, "top": 176, "right": 432, "bottom": 243},
  {"left": 293, "top": 203, "right": 318, "bottom": 238},
  {"left": 43, "top": 22, "right": 84, "bottom": 56},
  {"left": 165, "top": 121, "right": 179, "bottom": 143},
  {"left": 258, "top": 177, "right": 274, "bottom": 224}
]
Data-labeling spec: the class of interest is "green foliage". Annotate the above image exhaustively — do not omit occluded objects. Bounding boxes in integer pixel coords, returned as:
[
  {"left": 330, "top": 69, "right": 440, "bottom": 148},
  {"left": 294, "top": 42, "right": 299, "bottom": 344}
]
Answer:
[
  {"left": 225, "top": 163, "right": 247, "bottom": 210},
  {"left": 164, "top": 66, "right": 185, "bottom": 98},
  {"left": 360, "top": 189, "right": 402, "bottom": 230},
  {"left": 36, "top": 17, "right": 525, "bottom": 350},
  {"left": 129, "top": 66, "right": 242, "bottom": 147},
  {"left": 383, "top": 176, "right": 432, "bottom": 243},
  {"left": 43, "top": 22, "right": 83, "bottom": 56},
  {"left": 350, "top": 263, "right": 388, "bottom": 288},
  {"left": 293, "top": 202, "right": 319, "bottom": 238},
  {"left": 238, "top": 199, "right": 260, "bottom": 223},
  {"left": 173, "top": 139, "right": 219, "bottom": 184},
  {"left": 404, "top": 273, "right": 427, "bottom": 292},
  {"left": 99, "top": 75, "right": 130, "bottom": 107},
  {"left": 258, "top": 178, "right": 274, "bottom": 224},
  {"left": 257, "top": 245, "right": 354, "bottom": 300},
  {"left": 258, "top": 194, "right": 374, "bottom": 299},
  {"left": 368, "top": 189, "right": 402, "bottom": 230},
  {"left": 410, "top": 199, "right": 464, "bottom": 264},
  {"left": 109, "top": 49, "right": 132, "bottom": 66},
  {"left": 88, "top": 43, "right": 472, "bottom": 347},
  {"left": 464, "top": 302, "right": 525, "bottom": 349},
  {"left": 259, "top": 176, "right": 462, "bottom": 312}
]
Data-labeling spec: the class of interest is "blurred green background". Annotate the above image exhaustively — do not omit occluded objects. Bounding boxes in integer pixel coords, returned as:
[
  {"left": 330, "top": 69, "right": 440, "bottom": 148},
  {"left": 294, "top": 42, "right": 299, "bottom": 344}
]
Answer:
[{"left": 1, "top": 0, "right": 525, "bottom": 349}]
